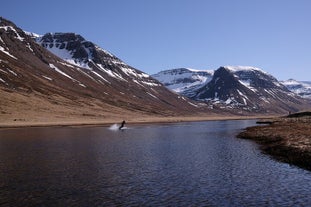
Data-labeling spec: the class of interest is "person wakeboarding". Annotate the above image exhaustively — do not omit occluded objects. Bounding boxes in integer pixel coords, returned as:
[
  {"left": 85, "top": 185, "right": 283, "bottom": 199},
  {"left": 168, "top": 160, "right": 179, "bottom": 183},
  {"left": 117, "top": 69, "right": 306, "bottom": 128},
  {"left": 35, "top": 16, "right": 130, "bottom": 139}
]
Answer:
[{"left": 119, "top": 120, "right": 126, "bottom": 130}]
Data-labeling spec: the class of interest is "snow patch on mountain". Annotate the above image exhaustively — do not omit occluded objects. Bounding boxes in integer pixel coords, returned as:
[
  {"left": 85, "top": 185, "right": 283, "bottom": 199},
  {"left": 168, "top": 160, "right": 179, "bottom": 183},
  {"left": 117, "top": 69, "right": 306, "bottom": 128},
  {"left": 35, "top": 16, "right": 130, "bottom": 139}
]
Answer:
[
  {"left": 95, "top": 63, "right": 126, "bottom": 81},
  {"left": 141, "top": 80, "right": 161, "bottom": 87},
  {"left": 224, "top": 65, "right": 268, "bottom": 75},
  {"left": 121, "top": 66, "right": 149, "bottom": 79},
  {"left": 152, "top": 68, "right": 213, "bottom": 94},
  {"left": 42, "top": 75, "right": 52, "bottom": 81},
  {"left": 95, "top": 45, "right": 114, "bottom": 57},
  {"left": 238, "top": 79, "right": 257, "bottom": 92},
  {"left": 0, "top": 26, "right": 24, "bottom": 41},
  {"left": 0, "top": 78, "right": 6, "bottom": 83},
  {"left": 0, "top": 36, "right": 4, "bottom": 44},
  {"left": 39, "top": 38, "right": 91, "bottom": 69},
  {"left": 91, "top": 71, "right": 110, "bottom": 83},
  {"left": 24, "top": 31, "right": 42, "bottom": 39},
  {"left": 281, "top": 79, "right": 311, "bottom": 99},
  {"left": 49, "top": 63, "right": 75, "bottom": 80},
  {"left": 0, "top": 46, "right": 17, "bottom": 59},
  {"left": 7, "top": 68, "right": 17, "bottom": 76}
]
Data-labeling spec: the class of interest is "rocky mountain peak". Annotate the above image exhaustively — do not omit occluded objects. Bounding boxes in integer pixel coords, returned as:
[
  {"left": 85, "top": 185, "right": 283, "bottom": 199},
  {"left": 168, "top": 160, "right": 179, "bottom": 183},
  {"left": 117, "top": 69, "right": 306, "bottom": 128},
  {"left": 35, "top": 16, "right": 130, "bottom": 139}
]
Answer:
[
  {"left": 37, "top": 32, "right": 97, "bottom": 68},
  {"left": 36, "top": 32, "right": 137, "bottom": 75},
  {"left": 193, "top": 67, "right": 254, "bottom": 105},
  {"left": 36, "top": 32, "right": 160, "bottom": 86},
  {"left": 0, "top": 17, "right": 17, "bottom": 28},
  {"left": 0, "top": 17, "right": 28, "bottom": 42},
  {"left": 153, "top": 66, "right": 310, "bottom": 113}
]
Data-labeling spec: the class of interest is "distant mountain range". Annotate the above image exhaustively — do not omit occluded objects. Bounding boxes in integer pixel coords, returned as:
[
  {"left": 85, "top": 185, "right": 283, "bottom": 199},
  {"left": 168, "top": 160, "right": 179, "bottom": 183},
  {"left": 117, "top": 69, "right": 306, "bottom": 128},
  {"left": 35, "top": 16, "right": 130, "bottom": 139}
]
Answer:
[
  {"left": 0, "top": 17, "right": 310, "bottom": 123},
  {"left": 152, "top": 67, "right": 311, "bottom": 113}
]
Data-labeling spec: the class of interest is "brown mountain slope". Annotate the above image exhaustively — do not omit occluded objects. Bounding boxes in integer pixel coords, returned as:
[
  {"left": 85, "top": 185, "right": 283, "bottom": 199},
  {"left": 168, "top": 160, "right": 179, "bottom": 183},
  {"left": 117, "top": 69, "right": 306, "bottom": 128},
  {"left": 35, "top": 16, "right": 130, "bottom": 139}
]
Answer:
[{"left": 1, "top": 17, "right": 216, "bottom": 126}]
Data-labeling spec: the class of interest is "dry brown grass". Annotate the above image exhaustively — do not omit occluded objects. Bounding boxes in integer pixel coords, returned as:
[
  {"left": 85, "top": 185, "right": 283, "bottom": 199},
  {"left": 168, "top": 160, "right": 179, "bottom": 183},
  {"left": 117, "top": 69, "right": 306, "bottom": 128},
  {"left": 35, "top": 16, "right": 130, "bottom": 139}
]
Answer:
[
  {"left": 238, "top": 116, "right": 311, "bottom": 171},
  {"left": 0, "top": 88, "right": 267, "bottom": 128}
]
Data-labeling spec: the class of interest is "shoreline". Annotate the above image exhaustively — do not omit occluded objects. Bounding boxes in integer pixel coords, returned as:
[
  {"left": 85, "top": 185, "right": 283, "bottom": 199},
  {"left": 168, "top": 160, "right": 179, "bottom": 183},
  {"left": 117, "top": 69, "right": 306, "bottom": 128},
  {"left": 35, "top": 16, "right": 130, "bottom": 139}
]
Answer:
[
  {"left": 238, "top": 115, "right": 311, "bottom": 171},
  {"left": 0, "top": 115, "right": 269, "bottom": 130}
]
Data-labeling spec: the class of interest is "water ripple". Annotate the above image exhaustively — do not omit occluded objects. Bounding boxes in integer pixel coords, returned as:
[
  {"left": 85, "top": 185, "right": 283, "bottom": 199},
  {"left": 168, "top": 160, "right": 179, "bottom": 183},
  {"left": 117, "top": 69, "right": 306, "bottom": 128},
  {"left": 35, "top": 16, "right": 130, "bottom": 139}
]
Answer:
[{"left": 0, "top": 120, "right": 311, "bottom": 206}]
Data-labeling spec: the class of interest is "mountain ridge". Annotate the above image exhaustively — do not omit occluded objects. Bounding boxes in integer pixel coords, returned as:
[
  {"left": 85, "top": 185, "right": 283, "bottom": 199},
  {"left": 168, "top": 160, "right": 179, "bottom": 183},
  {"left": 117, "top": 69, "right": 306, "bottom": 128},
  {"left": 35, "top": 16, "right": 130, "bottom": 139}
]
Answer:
[
  {"left": 281, "top": 79, "right": 311, "bottom": 99},
  {"left": 0, "top": 17, "right": 206, "bottom": 125},
  {"left": 1, "top": 17, "right": 310, "bottom": 125},
  {"left": 153, "top": 66, "right": 311, "bottom": 113}
]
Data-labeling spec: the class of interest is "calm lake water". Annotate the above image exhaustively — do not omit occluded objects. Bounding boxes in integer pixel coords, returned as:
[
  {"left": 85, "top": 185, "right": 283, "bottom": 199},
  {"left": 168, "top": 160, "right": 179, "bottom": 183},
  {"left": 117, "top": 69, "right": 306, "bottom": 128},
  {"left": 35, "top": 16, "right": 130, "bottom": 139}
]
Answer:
[{"left": 0, "top": 120, "right": 311, "bottom": 206}]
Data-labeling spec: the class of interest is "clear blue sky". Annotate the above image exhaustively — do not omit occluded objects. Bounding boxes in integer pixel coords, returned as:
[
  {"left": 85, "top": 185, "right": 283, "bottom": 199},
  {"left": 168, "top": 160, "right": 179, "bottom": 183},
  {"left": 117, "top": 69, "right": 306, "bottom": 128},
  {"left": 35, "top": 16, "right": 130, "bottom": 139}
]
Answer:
[{"left": 2, "top": 0, "right": 311, "bottom": 80}]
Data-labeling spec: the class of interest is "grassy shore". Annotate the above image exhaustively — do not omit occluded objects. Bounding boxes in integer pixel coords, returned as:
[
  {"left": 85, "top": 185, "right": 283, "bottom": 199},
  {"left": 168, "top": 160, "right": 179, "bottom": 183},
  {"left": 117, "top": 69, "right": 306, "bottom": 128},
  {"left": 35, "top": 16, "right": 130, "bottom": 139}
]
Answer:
[
  {"left": 0, "top": 114, "right": 267, "bottom": 129},
  {"left": 238, "top": 112, "right": 311, "bottom": 171}
]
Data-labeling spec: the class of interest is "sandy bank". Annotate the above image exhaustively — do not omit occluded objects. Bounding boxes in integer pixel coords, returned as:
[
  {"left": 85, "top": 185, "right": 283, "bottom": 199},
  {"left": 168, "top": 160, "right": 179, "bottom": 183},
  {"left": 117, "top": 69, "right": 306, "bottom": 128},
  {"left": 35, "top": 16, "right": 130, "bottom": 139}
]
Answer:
[{"left": 238, "top": 115, "right": 311, "bottom": 171}]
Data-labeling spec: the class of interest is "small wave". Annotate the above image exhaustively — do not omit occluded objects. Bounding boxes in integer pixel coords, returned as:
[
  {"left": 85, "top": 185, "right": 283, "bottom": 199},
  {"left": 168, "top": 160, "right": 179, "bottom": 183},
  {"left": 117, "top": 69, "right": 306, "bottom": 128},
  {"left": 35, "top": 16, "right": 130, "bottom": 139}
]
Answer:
[{"left": 109, "top": 124, "right": 120, "bottom": 131}]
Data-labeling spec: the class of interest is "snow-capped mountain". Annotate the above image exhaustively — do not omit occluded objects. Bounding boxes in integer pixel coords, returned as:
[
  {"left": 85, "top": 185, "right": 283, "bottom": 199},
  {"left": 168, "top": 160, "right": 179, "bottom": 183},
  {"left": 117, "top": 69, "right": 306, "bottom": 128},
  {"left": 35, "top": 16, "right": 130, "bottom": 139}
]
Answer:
[
  {"left": 0, "top": 17, "right": 199, "bottom": 122},
  {"left": 35, "top": 32, "right": 160, "bottom": 85},
  {"left": 152, "top": 68, "right": 213, "bottom": 97},
  {"left": 1, "top": 16, "right": 310, "bottom": 120},
  {"left": 281, "top": 79, "right": 311, "bottom": 99},
  {"left": 154, "top": 66, "right": 310, "bottom": 113}
]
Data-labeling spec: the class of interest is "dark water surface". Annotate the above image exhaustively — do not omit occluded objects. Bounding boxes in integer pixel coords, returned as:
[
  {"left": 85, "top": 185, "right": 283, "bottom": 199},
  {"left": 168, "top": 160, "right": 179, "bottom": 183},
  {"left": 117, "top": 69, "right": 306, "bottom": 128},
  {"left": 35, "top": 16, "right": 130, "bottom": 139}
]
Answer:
[{"left": 0, "top": 120, "right": 311, "bottom": 206}]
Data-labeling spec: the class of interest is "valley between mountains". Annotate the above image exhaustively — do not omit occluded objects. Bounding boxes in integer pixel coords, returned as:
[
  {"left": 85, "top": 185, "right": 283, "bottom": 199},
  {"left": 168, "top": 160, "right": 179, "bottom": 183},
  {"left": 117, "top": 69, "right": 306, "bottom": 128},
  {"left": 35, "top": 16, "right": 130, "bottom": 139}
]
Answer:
[{"left": 0, "top": 17, "right": 310, "bottom": 127}]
